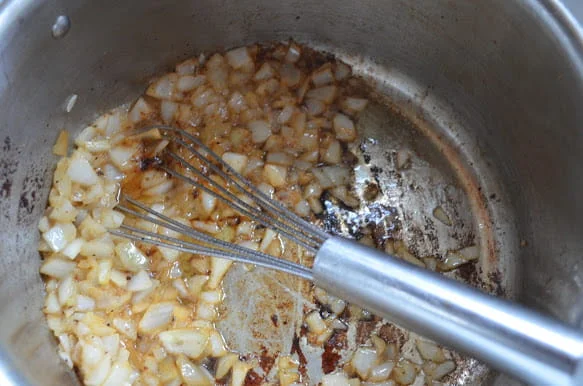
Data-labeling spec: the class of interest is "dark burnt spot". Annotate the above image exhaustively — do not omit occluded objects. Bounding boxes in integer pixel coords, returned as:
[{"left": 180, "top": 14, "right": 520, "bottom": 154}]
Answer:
[
  {"left": 17, "top": 169, "right": 46, "bottom": 223},
  {"left": 3, "top": 137, "right": 11, "bottom": 151},
  {"left": 270, "top": 314, "right": 279, "bottom": 327},
  {"left": 456, "top": 261, "right": 479, "bottom": 285},
  {"left": 362, "top": 181, "right": 380, "bottom": 201},
  {"left": 291, "top": 332, "right": 307, "bottom": 377},
  {"left": 378, "top": 323, "right": 406, "bottom": 348},
  {"left": 259, "top": 351, "right": 275, "bottom": 373},
  {"left": 488, "top": 270, "right": 505, "bottom": 297},
  {"left": 244, "top": 370, "right": 262, "bottom": 386},
  {"left": 139, "top": 156, "right": 161, "bottom": 171},
  {"left": 322, "top": 330, "right": 346, "bottom": 374},
  {"left": 370, "top": 165, "right": 382, "bottom": 174}
]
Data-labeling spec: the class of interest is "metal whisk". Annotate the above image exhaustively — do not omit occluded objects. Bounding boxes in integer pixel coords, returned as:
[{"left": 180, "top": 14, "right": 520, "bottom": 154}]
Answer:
[{"left": 112, "top": 125, "right": 583, "bottom": 386}]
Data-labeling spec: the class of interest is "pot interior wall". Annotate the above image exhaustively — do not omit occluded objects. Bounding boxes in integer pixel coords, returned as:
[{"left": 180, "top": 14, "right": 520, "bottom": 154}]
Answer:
[{"left": 1, "top": 0, "right": 582, "bottom": 385}]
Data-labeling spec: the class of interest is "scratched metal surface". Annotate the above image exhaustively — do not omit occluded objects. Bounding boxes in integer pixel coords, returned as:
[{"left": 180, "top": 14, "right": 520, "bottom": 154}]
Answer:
[{"left": 219, "top": 90, "right": 511, "bottom": 385}]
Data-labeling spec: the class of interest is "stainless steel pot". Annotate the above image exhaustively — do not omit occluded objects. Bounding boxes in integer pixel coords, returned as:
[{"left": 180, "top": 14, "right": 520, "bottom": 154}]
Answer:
[{"left": 1, "top": 0, "right": 583, "bottom": 385}]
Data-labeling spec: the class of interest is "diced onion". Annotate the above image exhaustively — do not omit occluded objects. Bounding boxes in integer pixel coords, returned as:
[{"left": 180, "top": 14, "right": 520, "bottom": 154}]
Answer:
[
  {"left": 139, "top": 302, "right": 175, "bottom": 333},
  {"left": 333, "top": 113, "right": 356, "bottom": 142},
  {"left": 249, "top": 120, "right": 272, "bottom": 143},
  {"left": 306, "top": 85, "right": 337, "bottom": 104},
  {"left": 226, "top": 47, "right": 253, "bottom": 70},
  {"left": 159, "top": 329, "right": 209, "bottom": 359}
]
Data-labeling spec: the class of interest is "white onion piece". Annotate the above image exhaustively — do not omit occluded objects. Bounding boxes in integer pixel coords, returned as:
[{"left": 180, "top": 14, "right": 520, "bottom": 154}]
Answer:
[
  {"left": 342, "top": 97, "right": 368, "bottom": 113},
  {"left": 143, "top": 180, "right": 173, "bottom": 196},
  {"left": 294, "top": 200, "right": 310, "bottom": 217},
  {"left": 304, "top": 181, "right": 323, "bottom": 198},
  {"left": 264, "top": 164, "right": 288, "bottom": 187},
  {"left": 191, "top": 221, "right": 220, "bottom": 234},
  {"left": 321, "top": 372, "right": 351, "bottom": 386},
  {"left": 192, "top": 88, "right": 218, "bottom": 107},
  {"left": 139, "top": 302, "right": 174, "bottom": 333},
  {"left": 177, "top": 75, "right": 206, "bottom": 92},
  {"left": 244, "top": 157, "right": 264, "bottom": 175},
  {"left": 307, "top": 197, "right": 323, "bottom": 214},
  {"left": 76, "top": 295, "right": 96, "bottom": 311},
  {"left": 312, "top": 166, "right": 350, "bottom": 188},
  {"left": 58, "top": 275, "right": 77, "bottom": 306},
  {"left": 129, "top": 98, "right": 152, "bottom": 123},
  {"left": 306, "top": 85, "right": 337, "bottom": 104},
  {"left": 216, "top": 353, "right": 238, "bottom": 379},
  {"left": 257, "top": 183, "right": 275, "bottom": 198},
  {"left": 43, "top": 223, "right": 76, "bottom": 252},
  {"left": 175, "top": 58, "right": 198, "bottom": 75},
  {"left": 285, "top": 43, "right": 301, "bottom": 63},
  {"left": 369, "top": 361, "right": 394, "bottom": 382},
  {"left": 352, "top": 347, "right": 378, "bottom": 379},
  {"left": 75, "top": 126, "right": 98, "bottom": 147},
  {"left": 103, "top": 362, "right": 134, "bottom": 386},
  {"left": 109, "top": 146, "right": 137, "bottom": 170},
  {"left": 249, "top": 120, "right": 272, "bottom": 143},
  {"left": 67, "top": 157, "right": 98, "bottom": 186},
  {"left": 278, "top": 105, "right": 295, "bottom": 124},
  {"left": 84, "top": 354, "right": 112, "bottom": 386},
  {"left": 140, "top": 169, "right": 168, "bottom": 189},
  {"left": 222, "top": 152, "right": 249, "bottom": 174},
  {"left": 226, "top": 47, "right": 253, "bottom": 70},
  {"left": 231, "top": 361, "right": 252, "bottom": 386},
  {"left": 159, "top": 329, "right": 209, "bottom": 359},
  {"left": 305, "top": 311, "right": 327, "bottom": 334},
  {"left": 260, "top": 229, "right": 278, "bottom": 252},
  {"left": 100, "top": 208, "right": 125, "bottom": 229},
  {"left": 208, "top": 257, "right": 233, "bottom": 289},
  {"left": 305, "top": 98, "right": 325, "bottom": 116},
  {"left": 49, "top": 199, "right": 77, "bottom": 222},
  {"left": 335, "top": 62, "right": 351, "bottom": 80},
  {"left": 294, "top": 159, "right": 312, "bottom": 171},
  {"left": 416, "top": 339, "right": 446, "bottom": 363},
  {"left": 439, "top": 251, "right": 471, "bottom": 271},
  {"left": 333, "top": 113, "right": 356, "bottom": 142},
  {"left": 161, "top": 100, "right": 178, "bottom": 123},
  {"left": 207, "top": 54, "right": 229, "bottom": 91},
  {"left": 127, "top": 270, "right": 153, "bottom": 292},
  {"left": 254, "top": 62, "right": 275, "bottom": 81},
  {"left": 113, "top": 318, "right": 137, "bottom": 340},
  {"left": 458, "top": 245, "right": 479, "bottom": 260},
  {"left": 228, "top": 91, "right": 246, "bottom": 112},
  {"left": 424, "top": 360, "right": 455, "bottom": 381},
  {"left": 266, "top": 152, "right": 293, "bottom": 166},
  {"left": 177, "top": 356, "right": 213, "bottom": 386},
  {"left": 62, "top": 238, "right": 83, "bottom": 260},
  {"left": 393, "top": 360, "right": 416, "bottom": 385},
  {"left": 200, "top": 290, "right": 222, "bottom": 304},
  {"left": 104, "top": 112, "right": 123, "bottom": 136},
  {"left": 312, "top": 66, "right": 334, "bottom": 86},
  {"left": 115, "top": 241, "right": 149, "bottom": 272},
  {"left": 362, "top": 381, "right": 396, "bottom": 386},
  {"left": 281, "top": 63, "right": 301, "bottom": 87},
  {"left": 81, "top": 236, "right": 114, "bottom": 259},
  {"left": 147, "top": 74, "right": 178, "bottom": 100},
  {"left": 200, "top": 190, "right": 217, "bottom": 214},
  {"left": 83, "top": 138, "right": 111, "bottom": 153},
  {"left": 40, "top": 258, "right": 76, "bottom": 278},
  {"left": 323, "top": 140, "right": 342, "bottom": 164}
]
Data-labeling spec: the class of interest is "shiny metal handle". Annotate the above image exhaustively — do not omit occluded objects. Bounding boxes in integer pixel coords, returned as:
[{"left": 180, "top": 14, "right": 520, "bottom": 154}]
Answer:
[{"left": 313, "top": 237, "right": 583, "bottom": 386}]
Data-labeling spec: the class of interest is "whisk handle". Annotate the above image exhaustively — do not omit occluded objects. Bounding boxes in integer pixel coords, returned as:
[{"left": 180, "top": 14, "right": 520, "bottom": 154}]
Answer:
[{"left": 313, "top": 237, "right": 583, "bottom": 386}]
